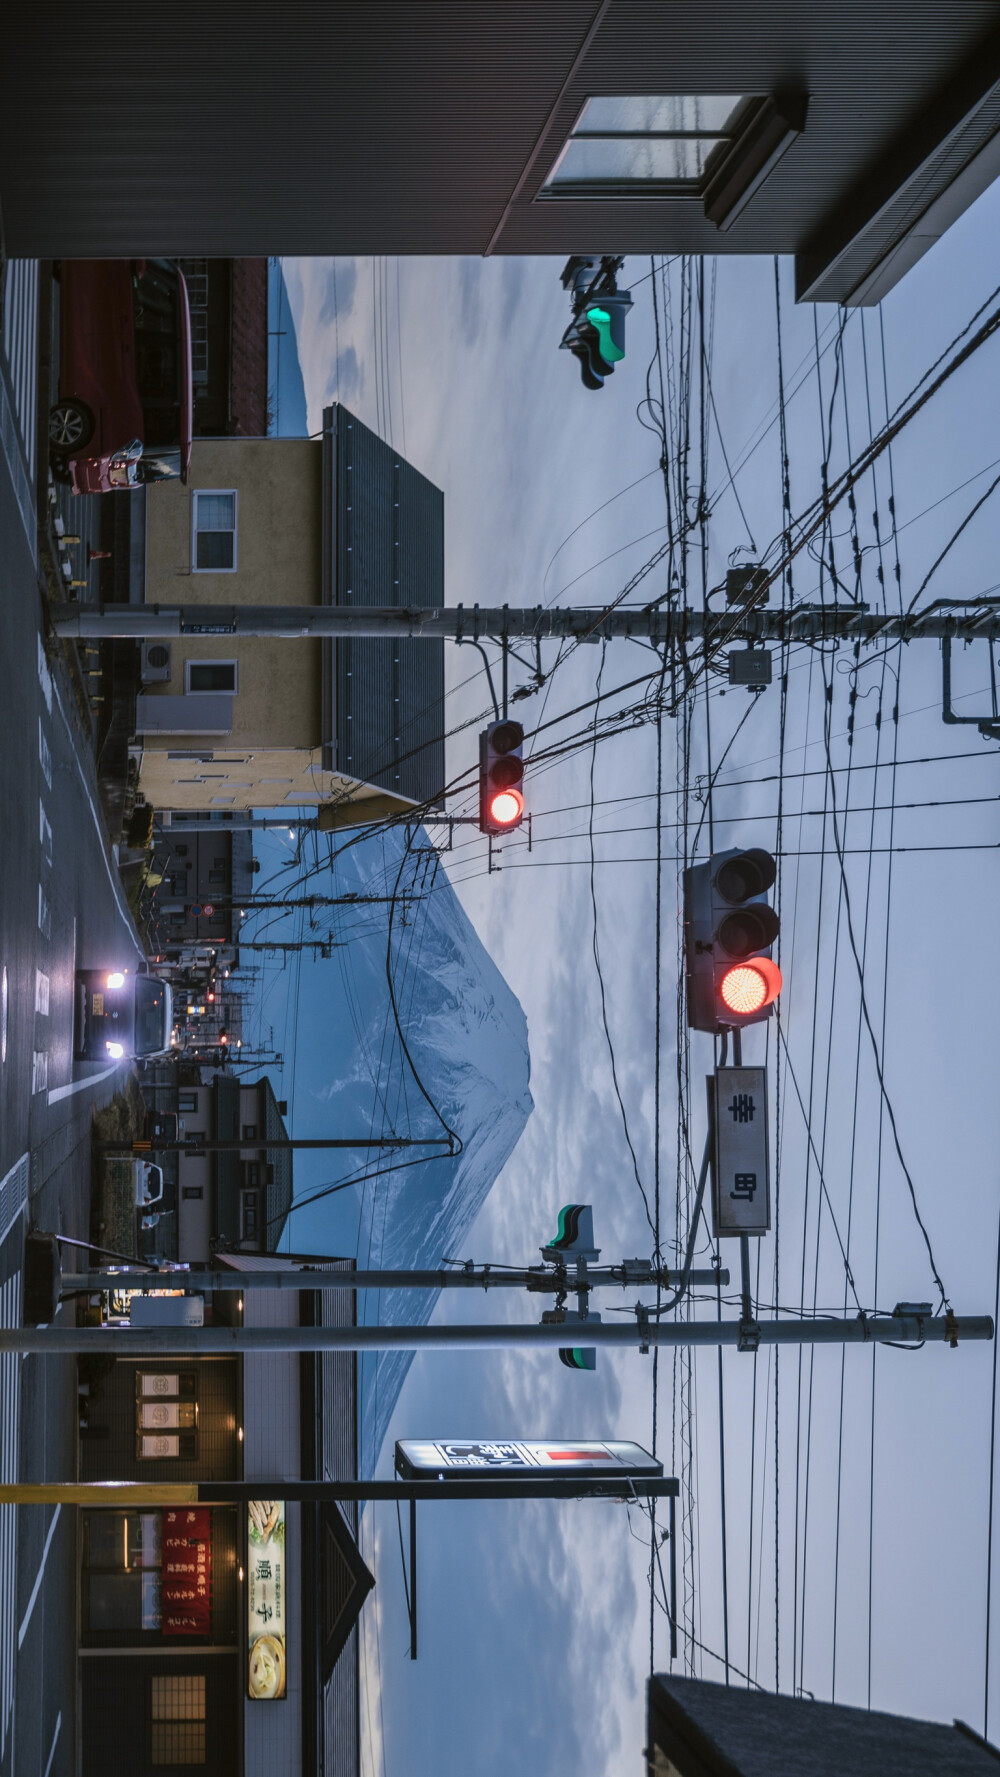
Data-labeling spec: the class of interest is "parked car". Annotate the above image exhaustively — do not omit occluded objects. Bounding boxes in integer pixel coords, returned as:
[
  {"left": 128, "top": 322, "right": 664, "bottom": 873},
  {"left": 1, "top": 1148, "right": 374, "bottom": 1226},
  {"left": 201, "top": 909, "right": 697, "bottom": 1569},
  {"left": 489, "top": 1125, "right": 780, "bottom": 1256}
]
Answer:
[
  {"left": 50, "top": 258, "right": 193, "bottom": 494},
  {"left": 75, "top": 967, "right": 175, "bottom": 1061},
  {"left": 133, "top": 1160, "right": 165, "bottom": 1210}
]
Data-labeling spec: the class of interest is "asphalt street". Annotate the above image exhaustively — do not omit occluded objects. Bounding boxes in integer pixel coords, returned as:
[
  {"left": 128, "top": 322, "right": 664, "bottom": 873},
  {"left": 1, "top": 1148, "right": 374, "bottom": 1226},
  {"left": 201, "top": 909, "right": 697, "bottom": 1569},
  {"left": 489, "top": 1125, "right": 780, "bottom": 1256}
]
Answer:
[{"left": 0, "top": 263, "right": 143, "bottom": 1777}]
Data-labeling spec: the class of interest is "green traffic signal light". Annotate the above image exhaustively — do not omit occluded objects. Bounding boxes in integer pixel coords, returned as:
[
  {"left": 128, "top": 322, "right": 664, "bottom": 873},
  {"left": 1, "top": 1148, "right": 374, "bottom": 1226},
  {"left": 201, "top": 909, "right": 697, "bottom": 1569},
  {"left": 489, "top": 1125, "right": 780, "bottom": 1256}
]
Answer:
[{"left": 585, "top": 306, "right": 625, "bottom": 364}]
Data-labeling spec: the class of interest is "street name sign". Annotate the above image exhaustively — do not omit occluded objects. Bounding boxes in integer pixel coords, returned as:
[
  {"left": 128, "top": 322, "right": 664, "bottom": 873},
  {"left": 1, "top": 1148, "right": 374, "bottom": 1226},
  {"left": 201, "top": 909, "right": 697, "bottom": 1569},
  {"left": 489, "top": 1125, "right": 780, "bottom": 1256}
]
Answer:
[{"left": 710, "top": 1066, "right": 770, "bottom": 1236}]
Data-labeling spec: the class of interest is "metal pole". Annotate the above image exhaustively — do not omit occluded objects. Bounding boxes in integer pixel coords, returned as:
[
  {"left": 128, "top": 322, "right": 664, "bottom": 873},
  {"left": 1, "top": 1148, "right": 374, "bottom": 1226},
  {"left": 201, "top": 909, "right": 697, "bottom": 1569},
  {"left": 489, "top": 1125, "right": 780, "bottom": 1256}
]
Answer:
[
  {"left": 1, "top": 1312, "right": 989, "bottom": 1356},
  {"left": 739, "top": 1237, "right": 753, "bottom": 1324},
  {"left": 64, "top": 1264, "right": 730, "bottom": 1295},
  {"left": 409, "top": 1499, "right": 418, "bottom": 1661},
  {"left": 0, "top": 1476, "right": 680, "bottom": 1507},
  {"left": 98, "top": 1136, "right": 450, "bottom": 1154},
  {"left": 669, "top": 1493, "right": 677, "bottom": 1661},
  {"left": 48, "top": 600, "right": 1000, "bottom": 646}
]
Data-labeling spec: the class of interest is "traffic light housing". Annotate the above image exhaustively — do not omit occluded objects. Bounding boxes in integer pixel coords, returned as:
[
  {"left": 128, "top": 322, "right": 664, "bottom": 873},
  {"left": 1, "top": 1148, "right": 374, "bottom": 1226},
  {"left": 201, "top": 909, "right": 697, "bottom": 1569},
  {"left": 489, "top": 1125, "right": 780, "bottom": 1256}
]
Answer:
[
  {"left": 560, "top": 257, "right": 633, "bottom": 390},
  {"left": 479, "top": 719, "right": 525, "bottom": 834},
  {"left": 683, "top": 848, "right": 782, "bottom": 1033}
]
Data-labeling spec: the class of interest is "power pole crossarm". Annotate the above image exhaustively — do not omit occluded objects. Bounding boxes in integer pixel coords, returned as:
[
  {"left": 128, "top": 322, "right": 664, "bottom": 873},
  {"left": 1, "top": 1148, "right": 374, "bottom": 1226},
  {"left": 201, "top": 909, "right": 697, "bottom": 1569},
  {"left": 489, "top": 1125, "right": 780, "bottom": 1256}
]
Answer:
[
  {"left": 48, "top": 601, "right": 1000, "bottom": 645},
  {"left": 64, "top": 1264, "right": 730, "bottom": 1294},
  {"left": 2, "top": 1312, "right": 990, "bottom": 1356}
]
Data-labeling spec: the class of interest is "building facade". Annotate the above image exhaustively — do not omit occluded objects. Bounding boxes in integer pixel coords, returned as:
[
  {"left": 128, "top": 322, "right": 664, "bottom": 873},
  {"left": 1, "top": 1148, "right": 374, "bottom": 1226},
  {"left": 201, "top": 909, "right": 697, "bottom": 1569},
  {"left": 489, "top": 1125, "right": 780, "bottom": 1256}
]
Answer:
[
  {"left": 76, "top": 1273, "right": 370, "bottom": 1777},
  {"left": 135, "top": 406, "right": 445, "bottom": 816},
  {"left": 177, "top": 258, "right": 269, "bottom": 439}
]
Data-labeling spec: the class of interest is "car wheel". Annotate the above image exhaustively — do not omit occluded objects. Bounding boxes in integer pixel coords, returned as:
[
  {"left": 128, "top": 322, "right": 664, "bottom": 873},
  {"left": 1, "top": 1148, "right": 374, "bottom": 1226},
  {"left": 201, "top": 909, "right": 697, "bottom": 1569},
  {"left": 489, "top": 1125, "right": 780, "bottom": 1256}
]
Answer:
[{"left": 49, "top": 399, "right": 94, "bottom": 452}]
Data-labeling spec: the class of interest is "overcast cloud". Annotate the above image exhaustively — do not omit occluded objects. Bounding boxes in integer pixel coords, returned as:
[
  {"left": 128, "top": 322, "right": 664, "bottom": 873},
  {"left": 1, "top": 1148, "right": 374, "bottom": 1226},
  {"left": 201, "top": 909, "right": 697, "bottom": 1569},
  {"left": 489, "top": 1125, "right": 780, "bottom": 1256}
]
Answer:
[{"left": 262, "top": 193, "right": 1000, "bottom": 1777}]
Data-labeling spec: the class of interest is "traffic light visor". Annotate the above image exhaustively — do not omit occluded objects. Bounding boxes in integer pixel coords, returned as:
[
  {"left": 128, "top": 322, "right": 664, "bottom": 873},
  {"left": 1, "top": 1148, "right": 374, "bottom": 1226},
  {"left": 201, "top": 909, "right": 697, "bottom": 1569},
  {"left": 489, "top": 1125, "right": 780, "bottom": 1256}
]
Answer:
[
  {"left": 714, "top": 849, "right": 777, "bottom": 903},
  {"left": 720, "top": 957, "right": 782, "bottom": 1016}
]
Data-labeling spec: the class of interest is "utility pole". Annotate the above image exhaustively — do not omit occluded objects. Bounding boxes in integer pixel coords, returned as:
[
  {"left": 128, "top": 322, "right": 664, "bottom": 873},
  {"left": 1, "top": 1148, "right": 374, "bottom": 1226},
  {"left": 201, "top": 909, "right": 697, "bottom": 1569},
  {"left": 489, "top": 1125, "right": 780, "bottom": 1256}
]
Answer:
[
  {"left": 49, "top": 598, "right": 1000, "bottom": 646},
  {"left": 0, "top": 1308, "right": 989, "bottom": 1357}
]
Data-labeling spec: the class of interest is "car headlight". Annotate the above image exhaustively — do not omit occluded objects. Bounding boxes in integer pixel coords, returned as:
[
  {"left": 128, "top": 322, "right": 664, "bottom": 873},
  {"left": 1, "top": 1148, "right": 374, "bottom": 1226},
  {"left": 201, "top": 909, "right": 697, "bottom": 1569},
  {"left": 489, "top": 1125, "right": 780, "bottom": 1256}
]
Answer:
[
  {"left": 106, "top": 972, "right": 126, "bottom": 990},
  {"left": 105, "top": 1041, "right": 125, "bottom": 1059}
]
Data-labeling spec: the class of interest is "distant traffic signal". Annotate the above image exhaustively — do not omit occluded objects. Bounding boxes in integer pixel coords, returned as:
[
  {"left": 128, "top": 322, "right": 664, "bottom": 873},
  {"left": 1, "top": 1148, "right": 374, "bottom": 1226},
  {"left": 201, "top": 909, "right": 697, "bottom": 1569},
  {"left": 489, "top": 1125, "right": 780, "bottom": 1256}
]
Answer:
[
  {"left": 479, "top": 719, "right": 525, "bottom": 834},
  {"left": 683, "top": 848, "right": 782, "bottom": 1033}
]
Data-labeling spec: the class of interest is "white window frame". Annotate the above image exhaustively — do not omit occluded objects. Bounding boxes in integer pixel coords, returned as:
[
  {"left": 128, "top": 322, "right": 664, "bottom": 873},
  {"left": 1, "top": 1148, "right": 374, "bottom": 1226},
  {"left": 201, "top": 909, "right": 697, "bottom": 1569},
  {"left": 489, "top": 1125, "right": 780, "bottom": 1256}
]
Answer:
[
  {"left": 191, "top": 488, "right": 238, "bottom": 574},
  {"left": 185, "top": 660, "right": 239, "bottom": 695}
]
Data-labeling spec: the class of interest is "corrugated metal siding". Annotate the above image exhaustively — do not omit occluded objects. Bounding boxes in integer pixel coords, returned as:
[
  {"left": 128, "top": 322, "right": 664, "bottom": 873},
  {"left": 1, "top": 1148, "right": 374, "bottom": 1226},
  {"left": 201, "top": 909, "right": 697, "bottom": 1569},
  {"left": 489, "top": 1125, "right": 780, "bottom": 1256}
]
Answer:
[
  {"left": 4, "top": 5, "right": 1000, "bottom": 264},
  {"left": 331, "top": 406, "right": 445, "bottom": 807},
  {"left": 243, "top": 1288, "right": 302, "bottom": 1777}
]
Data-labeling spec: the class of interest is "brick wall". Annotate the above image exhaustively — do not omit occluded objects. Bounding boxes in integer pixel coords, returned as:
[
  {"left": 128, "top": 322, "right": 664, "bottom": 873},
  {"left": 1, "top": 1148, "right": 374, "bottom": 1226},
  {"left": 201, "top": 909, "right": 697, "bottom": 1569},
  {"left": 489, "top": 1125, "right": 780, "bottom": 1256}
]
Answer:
[{"left": 229, "top": 258, "right": 269, "bottom": 436}]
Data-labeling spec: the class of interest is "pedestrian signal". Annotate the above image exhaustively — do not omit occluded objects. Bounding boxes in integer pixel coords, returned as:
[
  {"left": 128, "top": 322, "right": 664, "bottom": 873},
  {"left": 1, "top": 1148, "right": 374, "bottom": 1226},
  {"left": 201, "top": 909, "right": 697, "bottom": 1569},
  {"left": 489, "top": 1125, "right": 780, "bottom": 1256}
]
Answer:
[
  {"left": 479, "top": 720, "right": 525, "bottom": 834},
  {"left": 683, "top": 848, "right": 782, "bottom": 1033}
]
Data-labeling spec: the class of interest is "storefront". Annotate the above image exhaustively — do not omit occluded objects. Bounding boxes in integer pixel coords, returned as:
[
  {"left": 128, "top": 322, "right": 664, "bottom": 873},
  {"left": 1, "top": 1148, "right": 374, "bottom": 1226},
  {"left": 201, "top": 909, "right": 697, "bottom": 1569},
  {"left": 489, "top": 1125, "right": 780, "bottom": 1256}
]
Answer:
[{"left": 76, "top": 1274, "right": 370, "bottom": 1776}]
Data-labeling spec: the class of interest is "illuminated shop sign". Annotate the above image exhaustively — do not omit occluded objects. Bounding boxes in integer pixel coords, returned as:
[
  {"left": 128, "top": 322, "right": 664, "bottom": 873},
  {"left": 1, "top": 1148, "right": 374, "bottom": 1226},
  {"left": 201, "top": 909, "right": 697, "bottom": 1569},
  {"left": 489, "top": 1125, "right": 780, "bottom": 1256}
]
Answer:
[
  {"left": 395, "top": 1439, "right": 662, "bottom": 1478},
  {"left": 162, "top": 1507, "right": 211, "bottom": 1636},
  {"left": 247, "top": 1500, "right": 286, "bottom": 1701}
]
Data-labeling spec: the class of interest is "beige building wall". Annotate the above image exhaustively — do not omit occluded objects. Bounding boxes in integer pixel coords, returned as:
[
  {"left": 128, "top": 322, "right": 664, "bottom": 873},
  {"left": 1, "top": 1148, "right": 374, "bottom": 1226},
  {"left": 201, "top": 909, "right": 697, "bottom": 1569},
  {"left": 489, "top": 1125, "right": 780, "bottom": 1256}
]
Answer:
[
  {"left": 143, "top": 438, "right": 322, "bottom": 752},
  {"left": 136, "top": 440, "right": 415, "bottom": 817}
]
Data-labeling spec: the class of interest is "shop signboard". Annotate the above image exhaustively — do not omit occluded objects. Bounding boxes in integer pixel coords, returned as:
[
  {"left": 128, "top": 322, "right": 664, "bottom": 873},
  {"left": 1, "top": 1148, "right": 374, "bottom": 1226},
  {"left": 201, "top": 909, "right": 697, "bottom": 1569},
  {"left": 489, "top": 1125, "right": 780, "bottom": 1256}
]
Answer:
[
  {"left": 161, "top": 1506, "right": 211, "bottom": 1636},
  {"left": 395, "top": 1439, "right": 662, "bottom": 1479},
  {"left": 247, "top": 1500, "right": 286, "bottom": 1700}
]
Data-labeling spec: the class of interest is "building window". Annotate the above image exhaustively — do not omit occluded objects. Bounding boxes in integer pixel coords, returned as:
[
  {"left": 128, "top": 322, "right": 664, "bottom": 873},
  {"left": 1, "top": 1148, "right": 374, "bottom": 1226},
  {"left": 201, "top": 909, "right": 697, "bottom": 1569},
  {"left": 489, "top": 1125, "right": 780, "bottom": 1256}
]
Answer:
[
  {"left": 544, "top": 95, "right": 749, "bottom": 192},
  {"left": 182, "top": 1186, "right": 204, "bottom": 1201},
  {"left": 178, "top": 1092, "right": 198, "bottom": 1113},
  {"left": 191, "top": 490, "right": 237, "bottom": 572},
  {"left": 241, "top": 1192, "right": 259, "bottom": 1239},
  {"left": 542, "top": 93, "right": 806, "bottom": 223},
  {"left": 208, "top": 869, "right": 226, "bottom": 885},
  {"left": 241, "top": 1124, "right": 257, "bottom": 1142},
  {"left": 151, "top": 1674, "right": 206, "bottom": 1766},
  {"left": 174, "top": 844, "right": 189, "bottom": 857},
  {"left": 186, "top": 661, "right": 238, "bottom": 694}
]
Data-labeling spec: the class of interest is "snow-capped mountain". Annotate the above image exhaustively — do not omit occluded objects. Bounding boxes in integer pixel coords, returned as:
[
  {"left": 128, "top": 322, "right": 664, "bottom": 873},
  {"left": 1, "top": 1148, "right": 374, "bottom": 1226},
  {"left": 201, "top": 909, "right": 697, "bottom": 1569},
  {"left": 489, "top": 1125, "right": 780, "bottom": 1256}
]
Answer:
[{"left": 264, "top": 823, "right": 533, "bottom": 1475}]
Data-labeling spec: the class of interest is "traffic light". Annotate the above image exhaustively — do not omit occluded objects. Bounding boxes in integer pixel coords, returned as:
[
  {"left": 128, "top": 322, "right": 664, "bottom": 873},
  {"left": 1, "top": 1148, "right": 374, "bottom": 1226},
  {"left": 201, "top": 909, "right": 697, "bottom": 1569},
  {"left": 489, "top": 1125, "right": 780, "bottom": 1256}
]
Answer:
[
  {"left": 683, "top": 848, "right": 782, "bottom": 1033},
  {"left": 479, "top": 719, "right": 525, "bottom": 834},
  {"left": 560, "top": 256, "right": 633, "bottom": 390}
]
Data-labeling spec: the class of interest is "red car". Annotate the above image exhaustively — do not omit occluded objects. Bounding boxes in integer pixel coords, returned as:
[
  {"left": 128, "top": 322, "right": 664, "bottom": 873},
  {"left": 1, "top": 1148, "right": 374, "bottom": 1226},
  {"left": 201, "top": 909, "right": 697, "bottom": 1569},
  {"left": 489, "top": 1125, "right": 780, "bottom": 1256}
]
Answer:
[{"left": 49, "top": 258, "right": 193, "bottom": 494}]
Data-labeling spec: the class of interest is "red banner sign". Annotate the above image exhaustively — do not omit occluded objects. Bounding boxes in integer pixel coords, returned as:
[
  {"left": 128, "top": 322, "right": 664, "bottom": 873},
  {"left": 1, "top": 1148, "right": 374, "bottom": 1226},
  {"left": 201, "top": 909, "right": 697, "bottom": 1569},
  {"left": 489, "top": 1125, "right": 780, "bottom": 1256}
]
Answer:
[{"left": 162, "top": 1507, "right": 212, "bottom": 1636}]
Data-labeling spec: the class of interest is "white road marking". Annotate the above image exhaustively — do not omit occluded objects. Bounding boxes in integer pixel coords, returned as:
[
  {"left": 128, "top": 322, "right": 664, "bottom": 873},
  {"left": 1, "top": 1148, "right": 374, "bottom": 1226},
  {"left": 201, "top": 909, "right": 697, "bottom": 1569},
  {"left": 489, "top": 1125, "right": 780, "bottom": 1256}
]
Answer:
[
  {"left": 0, "top": 1156, "right": 28, "bottom": 1248},
  {"left": 47, "top": 1060, "right": 121, "bottom": 1106},
  {"left": 30, "top": 1052, "right": 48, "bottom": 1096},
  {"left": 38, "top": 801, "right": 52, "bottom": 865},
  {"left": 36, "top": 886, "right": 50, "bottom": 939},
  {"left": 0, "top": 1269, "right": 21, "bottom": 1757},
  {"left": 51, "top": 680, "right": 141, "bottom": 954},
  {"left": 34, "top": 971, "right": 49, "bottom": 1016},
  {"left": 42, "top": 1710, "right": 61, "bottom": 1777},
  {"left": 17, "top": 1504, "right": 60, "bottom": 1652},
  {"left": 37, "top": 720, "right": 51, "bottom": 791},
  {"left": 36, "top": 634, "right": 52, "bottom": 716}
]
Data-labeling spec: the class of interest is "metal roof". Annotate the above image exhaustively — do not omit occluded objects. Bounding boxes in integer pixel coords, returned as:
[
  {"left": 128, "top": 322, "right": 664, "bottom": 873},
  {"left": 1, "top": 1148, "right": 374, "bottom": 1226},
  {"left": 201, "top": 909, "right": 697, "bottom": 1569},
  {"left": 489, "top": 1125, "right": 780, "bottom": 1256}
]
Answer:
[
  {"left": 5, "top": 4, "right": 1000, "bottom": 299},
  {"left": 647, "top": 1677, "right": 1000, "bottom": 1777}
]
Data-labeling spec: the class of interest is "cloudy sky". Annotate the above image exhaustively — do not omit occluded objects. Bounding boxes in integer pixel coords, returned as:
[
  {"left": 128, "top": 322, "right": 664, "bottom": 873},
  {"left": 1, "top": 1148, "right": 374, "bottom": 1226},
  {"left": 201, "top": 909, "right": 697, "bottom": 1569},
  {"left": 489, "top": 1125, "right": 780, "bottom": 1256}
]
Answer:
[{"left": 253, "top": 189, "right": 1000, "bottom": 1777}]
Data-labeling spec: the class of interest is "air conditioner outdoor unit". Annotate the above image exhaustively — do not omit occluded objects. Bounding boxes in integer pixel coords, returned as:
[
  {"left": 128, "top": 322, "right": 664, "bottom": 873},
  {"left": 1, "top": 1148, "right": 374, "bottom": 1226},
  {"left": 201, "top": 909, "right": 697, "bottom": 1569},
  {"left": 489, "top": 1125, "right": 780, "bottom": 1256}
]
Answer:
[{"left": 141, "top": 641, "right": 172, "bottom": 683}]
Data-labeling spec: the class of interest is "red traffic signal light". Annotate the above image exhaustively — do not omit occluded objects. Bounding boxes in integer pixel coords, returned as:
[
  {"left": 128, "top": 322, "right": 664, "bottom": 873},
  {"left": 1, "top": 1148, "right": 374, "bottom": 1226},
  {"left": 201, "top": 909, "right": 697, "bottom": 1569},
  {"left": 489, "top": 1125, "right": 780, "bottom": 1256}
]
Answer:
[
  {"left": 479, "top": 720, "right": 525, "bottom": 834},
  {"left": 683, "top": 848, "right": 782, "bottom": 1033}
]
